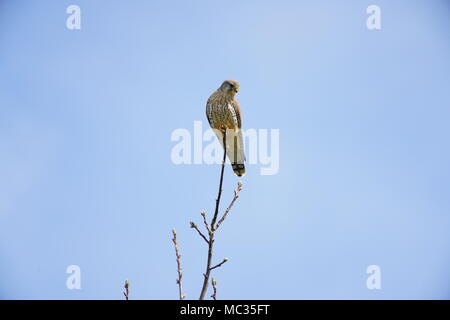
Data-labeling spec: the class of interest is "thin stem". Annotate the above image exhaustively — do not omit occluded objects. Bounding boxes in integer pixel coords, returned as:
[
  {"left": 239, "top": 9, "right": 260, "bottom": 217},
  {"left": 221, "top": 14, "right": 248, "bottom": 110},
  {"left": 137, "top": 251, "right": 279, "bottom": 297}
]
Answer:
[
  {"left": 201, "top": 211, "right": 211, "bottom": 234},
  {"left": 211, "top": 278, "right": 218, "bottom": 300},
  {"left": 211, "top": 131, "right": 227, "bottom": 228},
  {"left": 199, "top": 131, "right": 227, "bottom": 300},
  {"left": 215, "top": 183, "right": 242, "bottom": 231},
  {"left": 172, "top": 229, "right": 185, "bottom": 300},
  {"left": 123, "top": 280, "right": 129, "bottom": 300},
  {"left": 209, "top": 258, "right": 228, "bottom": 271},
  {"left": 190, "top": 221, "right": 209, "bottom": 244}
]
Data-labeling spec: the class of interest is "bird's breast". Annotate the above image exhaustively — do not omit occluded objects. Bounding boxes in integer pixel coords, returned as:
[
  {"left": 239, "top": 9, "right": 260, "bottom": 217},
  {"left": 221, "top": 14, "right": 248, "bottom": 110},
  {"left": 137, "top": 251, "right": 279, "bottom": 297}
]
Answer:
[{"left": 207, "top": 95, "right": 238, "bottom": 130}]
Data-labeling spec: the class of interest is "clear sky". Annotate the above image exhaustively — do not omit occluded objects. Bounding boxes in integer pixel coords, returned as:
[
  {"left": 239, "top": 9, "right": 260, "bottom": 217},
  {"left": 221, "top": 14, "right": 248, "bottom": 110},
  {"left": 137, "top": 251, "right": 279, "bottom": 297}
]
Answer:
[{"left": 0, "top": 0, "right": 449, "bottom": 299}]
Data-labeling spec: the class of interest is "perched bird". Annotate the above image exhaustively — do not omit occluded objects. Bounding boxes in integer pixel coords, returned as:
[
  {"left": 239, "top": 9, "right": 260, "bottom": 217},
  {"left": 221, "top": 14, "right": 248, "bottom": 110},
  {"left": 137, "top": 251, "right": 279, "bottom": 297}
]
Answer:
[{"left": 206, "top": 80, "right": 246, "bottom": 177}]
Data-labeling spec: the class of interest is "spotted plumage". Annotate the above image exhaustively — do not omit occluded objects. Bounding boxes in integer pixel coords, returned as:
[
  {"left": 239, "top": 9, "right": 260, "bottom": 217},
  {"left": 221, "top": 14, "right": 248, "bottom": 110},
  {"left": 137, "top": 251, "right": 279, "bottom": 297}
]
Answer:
[{"left": 206, "top": 80, "right": 246, "bottom": 177}]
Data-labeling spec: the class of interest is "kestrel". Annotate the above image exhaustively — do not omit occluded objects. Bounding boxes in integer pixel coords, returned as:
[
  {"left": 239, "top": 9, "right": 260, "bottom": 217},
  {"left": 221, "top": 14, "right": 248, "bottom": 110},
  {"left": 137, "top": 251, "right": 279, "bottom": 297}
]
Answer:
[{"left": 206, "top": 80, "right": 246, "bottom": 177}]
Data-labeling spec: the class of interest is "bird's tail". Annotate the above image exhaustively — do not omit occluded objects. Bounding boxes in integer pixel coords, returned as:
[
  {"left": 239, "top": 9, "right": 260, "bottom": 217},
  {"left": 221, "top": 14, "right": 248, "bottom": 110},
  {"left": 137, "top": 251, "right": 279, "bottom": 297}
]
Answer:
[{"left": 217, "top": 129, "right": 246, "bottom": 177}]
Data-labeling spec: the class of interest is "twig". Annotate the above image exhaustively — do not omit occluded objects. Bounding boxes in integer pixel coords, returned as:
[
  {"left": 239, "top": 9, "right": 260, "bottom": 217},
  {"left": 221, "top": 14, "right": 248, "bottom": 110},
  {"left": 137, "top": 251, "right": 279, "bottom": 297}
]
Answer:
[
  {"left": 201, "top": 210, "right": 211, "bottom": 234},
  {"left": 123, "top": 280, "right": 129, "bottom": 300},
  {"left": 211, "top": 278, "right": 218, "bottom": 300},
  {"left": 215, "top": 182, "right": 243, "bottom": 231},
  {"left": 209, "top": 258, "right": 228, "bottom": 271},
  {"left": 172, "top": 229, "right": 185, "bottom": 300},
  {"left": 190, "top": 221, "right": 209, "bottom": 244},
  {"left": 199, "top": 131, "right": 227, "bottom": 300},
  {"left": 211, "top": 131, "right": 227, "bottom": 228}
]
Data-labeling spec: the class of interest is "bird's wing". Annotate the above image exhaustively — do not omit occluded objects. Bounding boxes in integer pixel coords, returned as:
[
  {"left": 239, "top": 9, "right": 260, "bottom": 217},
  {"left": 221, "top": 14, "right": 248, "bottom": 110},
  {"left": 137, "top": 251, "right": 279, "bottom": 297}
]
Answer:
[
  {"left": 231, "top": 99, "right": 242, "bottom": 129},
  {"left": 230, "top": 99, "right": 246, "bottom": 163},
  {"left": 205, "top": 96, "right": 213, "bottom": 127}
]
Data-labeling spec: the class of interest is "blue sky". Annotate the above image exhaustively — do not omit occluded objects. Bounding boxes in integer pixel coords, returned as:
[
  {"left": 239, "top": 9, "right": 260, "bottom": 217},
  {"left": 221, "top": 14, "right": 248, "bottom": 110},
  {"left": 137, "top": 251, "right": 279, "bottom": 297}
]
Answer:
[{"left": 0, "top": 0, "right": 449, "bottom": 299}]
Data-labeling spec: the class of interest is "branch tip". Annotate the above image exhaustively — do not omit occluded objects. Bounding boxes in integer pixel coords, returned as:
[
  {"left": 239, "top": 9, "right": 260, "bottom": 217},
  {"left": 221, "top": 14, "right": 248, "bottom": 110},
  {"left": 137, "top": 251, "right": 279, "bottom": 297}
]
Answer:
[
  {"left": 211, "top": 278, "right": 218, "bottom": 300},
  {"left": 172, "top": 229, "right": 185, "bottom": 300},
  {"left": 123, "top": 279, "right": 130, "bottom": 300}
]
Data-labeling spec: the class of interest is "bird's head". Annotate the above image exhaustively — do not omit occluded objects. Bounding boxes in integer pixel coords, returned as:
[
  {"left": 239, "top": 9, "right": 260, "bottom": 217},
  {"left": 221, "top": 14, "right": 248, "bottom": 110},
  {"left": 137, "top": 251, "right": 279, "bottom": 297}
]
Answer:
[{"left": 219, "top": 79, "right": 240, "bottom": 97}]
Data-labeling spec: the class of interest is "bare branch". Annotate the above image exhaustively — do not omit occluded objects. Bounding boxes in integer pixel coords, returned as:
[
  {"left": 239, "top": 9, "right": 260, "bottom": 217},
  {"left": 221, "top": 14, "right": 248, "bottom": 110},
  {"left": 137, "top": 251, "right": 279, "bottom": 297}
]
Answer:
[
  {"left": 172, "top": 229, "right": 185, "bottom": 300},
  {"left": 190, "top": 221, "right": 209, "bottom": 244},
  {"left": 197, "top": 131, "right": 243, "bottom": 300},
  {"left": 199, "top": 131, "right": 227, "bottom": 300},
  {"left": 201, "top": 210, "right": 211, "bottom": 234},
  {"left": 211, "top": 278, "right": 217, "bottom": 300},
  {"left": 215, "top": 181, "right": 243, "bottom": 231},
  {"left": 209, "top": 258, "right": 228, "bottom": 271},
  {"left": 123, "top": 280, "right": 129, "bottom": 300}
]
